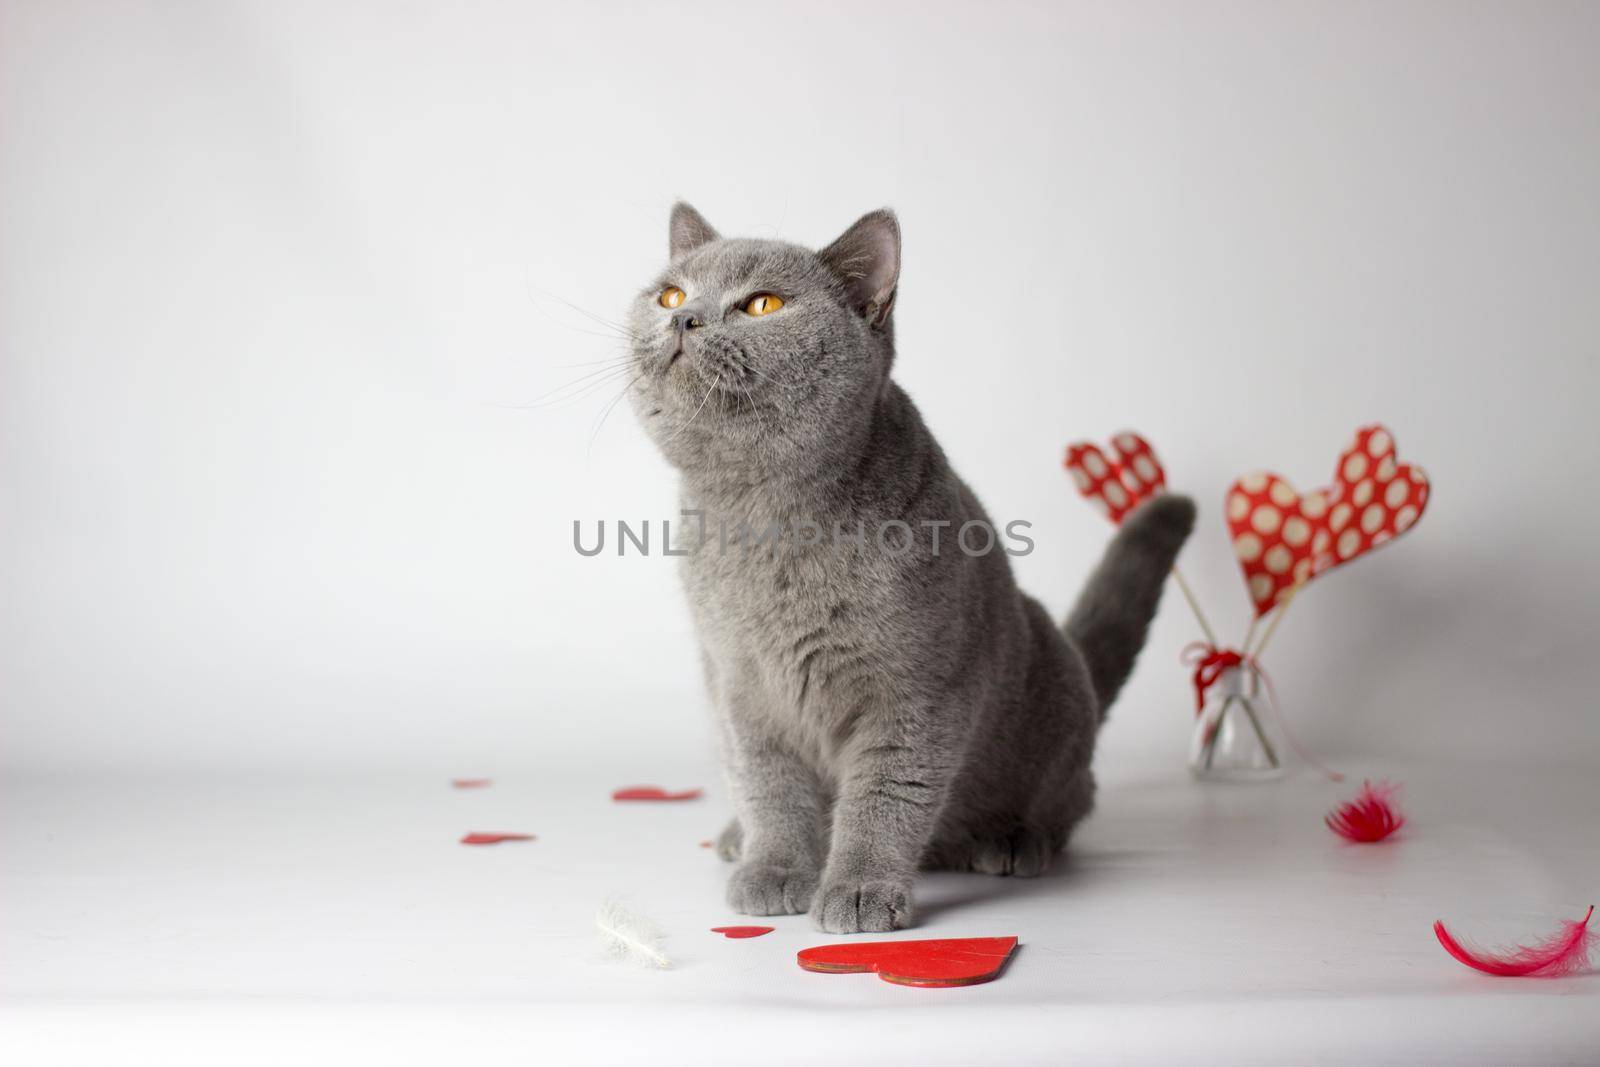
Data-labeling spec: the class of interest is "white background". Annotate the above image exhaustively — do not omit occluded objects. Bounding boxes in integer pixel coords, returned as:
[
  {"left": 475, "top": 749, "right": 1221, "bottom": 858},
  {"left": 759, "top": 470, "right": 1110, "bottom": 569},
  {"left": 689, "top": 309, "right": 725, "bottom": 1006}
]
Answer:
[
  {"left": 4, "top": 0, "right": 1598, "bottom": 777},
  {"left": 4, "top": 4, "right": 1599, "bottom": 1062}
]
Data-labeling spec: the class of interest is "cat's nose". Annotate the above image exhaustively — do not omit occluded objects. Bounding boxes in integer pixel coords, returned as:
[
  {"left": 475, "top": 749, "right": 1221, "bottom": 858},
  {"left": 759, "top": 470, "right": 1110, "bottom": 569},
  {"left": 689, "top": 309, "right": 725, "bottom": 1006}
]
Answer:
[{"left": 670, "top": 307, "right": 705, "bottom": 332}]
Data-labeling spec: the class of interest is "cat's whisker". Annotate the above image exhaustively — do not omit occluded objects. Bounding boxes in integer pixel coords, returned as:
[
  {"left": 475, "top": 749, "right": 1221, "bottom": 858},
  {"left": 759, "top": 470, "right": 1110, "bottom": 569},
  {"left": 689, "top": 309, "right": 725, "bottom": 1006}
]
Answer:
[
  {"left": 731, "top": 378, "right": 777, "bottom": 439},
  {"left": 687, "top": 373, "right": 722, "bottom": 434},
  {"left": 525, "top": 280, "right": 647, "bottom": 343},
  {"left": 552, "top": 355, "right": 638, "bottom": 370},
  {"left": 736, "top": 361, "right": 792, "bottom": 392},
  {"left": 723, "top": 372, "right": 756, "bottom": 425},
  {"left": 587, "top": 369, "right": 646, "bottom": 457},
  {"left": 727, "top": 343, "right": 799, "bottom": 394},
  {"left": 525, "top": 292, "right": 644, "bottom": 346},
  {"left": 500, "top": 361, "right": 639, "bottom": 412},
  {"left": 506, "top": 369, "right": 636, "bottom": 411},
  {"left": 661, "top": 373, "right": 720, "bottom": 448},
  {"left": 551, "top": 325, "right": 643, "bottom": 345}
]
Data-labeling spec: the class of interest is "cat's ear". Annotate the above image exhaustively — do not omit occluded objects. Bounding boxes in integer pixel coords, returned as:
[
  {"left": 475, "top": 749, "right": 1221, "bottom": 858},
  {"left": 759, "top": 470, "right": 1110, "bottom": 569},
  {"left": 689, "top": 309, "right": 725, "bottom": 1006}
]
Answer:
[
  {"left": 819, "top": 209, "right": 900, "bottom": 328},
  {"left": 669, "top": 201, "right": 720, "bottom": 259}
]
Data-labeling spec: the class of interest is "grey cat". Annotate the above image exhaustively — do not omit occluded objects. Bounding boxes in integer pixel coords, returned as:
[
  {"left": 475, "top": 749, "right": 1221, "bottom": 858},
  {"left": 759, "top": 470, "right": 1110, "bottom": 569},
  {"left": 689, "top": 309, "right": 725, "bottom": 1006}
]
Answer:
[{"left": 626, "top": 203, "right": 1195, "bottom": 933}]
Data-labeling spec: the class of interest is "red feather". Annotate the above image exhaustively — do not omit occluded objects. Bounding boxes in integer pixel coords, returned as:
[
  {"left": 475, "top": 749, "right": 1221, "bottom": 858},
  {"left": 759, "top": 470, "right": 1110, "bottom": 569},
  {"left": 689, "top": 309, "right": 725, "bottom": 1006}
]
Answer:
[
  {"left": 1324, "top": 779, "right": 1405, "bottom": 843},
  {"left": 1434, "top": 906, "right": 1596, "bottom": 978}
]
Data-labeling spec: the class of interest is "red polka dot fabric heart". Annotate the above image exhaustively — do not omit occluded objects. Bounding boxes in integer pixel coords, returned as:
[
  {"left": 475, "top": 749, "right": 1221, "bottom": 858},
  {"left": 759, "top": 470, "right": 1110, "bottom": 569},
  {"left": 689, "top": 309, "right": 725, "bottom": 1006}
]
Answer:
[
  {"left": 1225, "top": 472, "right": 1330, "bottom": 617},
  {"left": 1064, "top": 432, "right": 1165, "bottom": 524},
  {"left": 1227, "top": 424, "right": 1429, "bottom": 617},
  {"left": 1323, "top": 425, "right": 1430, "bottom": 573}
]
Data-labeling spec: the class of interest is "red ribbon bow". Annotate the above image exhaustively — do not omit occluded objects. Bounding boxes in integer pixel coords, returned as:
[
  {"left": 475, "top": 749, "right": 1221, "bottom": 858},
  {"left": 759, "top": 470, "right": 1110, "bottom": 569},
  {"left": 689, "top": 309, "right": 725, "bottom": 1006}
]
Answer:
[{"left": 1182, "top": 643, "right": 1247, "bottom": 715}]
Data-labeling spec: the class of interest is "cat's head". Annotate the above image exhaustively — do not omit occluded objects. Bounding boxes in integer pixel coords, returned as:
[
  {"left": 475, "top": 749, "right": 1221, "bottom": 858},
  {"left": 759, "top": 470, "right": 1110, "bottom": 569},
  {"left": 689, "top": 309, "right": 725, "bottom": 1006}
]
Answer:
[{"left": 627, "top": 202, "right": 900, "bottom": 477}]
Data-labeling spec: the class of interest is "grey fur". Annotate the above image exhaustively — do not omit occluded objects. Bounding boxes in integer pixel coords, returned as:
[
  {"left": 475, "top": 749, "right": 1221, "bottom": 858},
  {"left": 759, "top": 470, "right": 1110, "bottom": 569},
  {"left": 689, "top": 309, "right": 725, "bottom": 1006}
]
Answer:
[{"left": 626, "top": 203, "right": 1195, "bottom": 932}]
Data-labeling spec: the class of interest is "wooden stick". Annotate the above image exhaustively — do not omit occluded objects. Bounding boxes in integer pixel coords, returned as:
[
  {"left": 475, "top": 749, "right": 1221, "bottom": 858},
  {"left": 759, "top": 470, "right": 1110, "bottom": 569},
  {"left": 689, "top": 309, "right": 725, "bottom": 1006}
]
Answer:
[
  {"left": 1249, "top": 579, "right": 1305, "bottom": 660},
  {"left": 1169, "top": 566, "right": 1218, "bottom": 647},
  {"left": 1237, "top": 694, "right": 1280, "bottom": 768},
  {"left": 1240, "top": 616, "right": 1259, "bottom": 658},
  {"left": 1204, "top": 696, "right": 1235, "bottom": 771}
]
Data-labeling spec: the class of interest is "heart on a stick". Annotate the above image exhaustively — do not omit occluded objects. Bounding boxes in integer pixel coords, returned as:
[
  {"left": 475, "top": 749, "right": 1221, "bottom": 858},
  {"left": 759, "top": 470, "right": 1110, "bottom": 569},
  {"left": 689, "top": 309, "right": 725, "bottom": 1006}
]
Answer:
[
  {"left": 1064, "top": 432, "right": 1165, "bottom": 524},
  {"left": 1225, "top": 472, "right": 1330, "bottom": 617},
  {"left": 797, "top": 936, "right": 1018, "bottom": 988},
  {"left": 1227, "top": 424, "right": 1430, "bottom": 616},
  {"left": 1323, "top": 425, "right": 1430, "bottom": 572}
]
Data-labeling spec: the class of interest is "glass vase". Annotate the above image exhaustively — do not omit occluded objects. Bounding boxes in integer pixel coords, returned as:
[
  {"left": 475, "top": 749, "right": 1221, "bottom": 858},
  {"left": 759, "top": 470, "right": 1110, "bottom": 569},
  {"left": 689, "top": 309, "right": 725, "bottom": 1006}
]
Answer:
[{"left": 1188, "top": 662, "right": 1286, "bottom": 781}]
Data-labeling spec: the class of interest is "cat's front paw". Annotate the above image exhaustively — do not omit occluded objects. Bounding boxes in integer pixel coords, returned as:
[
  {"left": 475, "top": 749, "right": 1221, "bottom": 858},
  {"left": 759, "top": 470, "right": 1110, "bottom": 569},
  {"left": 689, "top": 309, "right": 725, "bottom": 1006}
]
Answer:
[
  {"left": 811, "top": 876, "right": 913, "bottom": 934},
  {"left": 726, "top": 862, "right": 818, "bottom": 916}
]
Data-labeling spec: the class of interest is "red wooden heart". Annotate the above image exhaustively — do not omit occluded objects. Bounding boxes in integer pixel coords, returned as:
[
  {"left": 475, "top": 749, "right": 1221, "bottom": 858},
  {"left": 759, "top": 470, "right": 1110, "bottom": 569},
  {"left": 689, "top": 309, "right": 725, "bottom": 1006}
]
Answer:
[
  {"left": 711, "top": 925, "right": 774, "bottom": 939},
  {"left": 1064, "top": 432, "right": 1165, "bottom": 524},
  {"left": 611, "top": 785, "right": 703, "bottom": 802},
  {"left": 1322, "top": 425, "right": 1430, "bottom": 571},
  {"left": 459, "top": 832, "right": 534, "bottom": 845},
  {"left": 1225, "top": 471, "right": 1331, "bottom": 617},
  {"left": 797, "top": 936, "right": 1018, "bottom": 988}
]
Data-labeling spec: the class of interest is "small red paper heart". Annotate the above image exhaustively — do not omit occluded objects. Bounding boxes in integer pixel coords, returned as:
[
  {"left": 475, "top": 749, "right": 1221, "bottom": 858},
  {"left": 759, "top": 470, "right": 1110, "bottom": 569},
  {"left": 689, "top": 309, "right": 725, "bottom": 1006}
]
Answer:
[
  {"left": 611, "top": 786, "right": 703, "bottom": 802},
  {"left": 1064, "top": 432, "right": 1166, "bottom": 525},
  {"left": 1225, "top": 471, "right": 1329, "bottom": 617},
  {"left": 797, "top": 936, "right": 1018, "bottom": 988},
  {"left": 1322, "top": 425, "right": 1430, "bottom": 571},
  {"left": 711, "top": 925, "right": 775, "bottom": 939},
  {"left": 451, "top": 778, "right": 492, "bottom": 788},
  {"left": 459, "top": 832, "right": 534, "bottom": 845}
]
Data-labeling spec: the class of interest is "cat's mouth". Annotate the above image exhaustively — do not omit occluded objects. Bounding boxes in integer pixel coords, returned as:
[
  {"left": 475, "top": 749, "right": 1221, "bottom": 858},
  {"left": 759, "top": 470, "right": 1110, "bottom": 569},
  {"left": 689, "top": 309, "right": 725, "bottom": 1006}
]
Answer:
[
  {"left": 647, "top": 336, "right": 757, "bottom": 409},
  {"left": 659, "top": 334, "right": 689, "bottom": 373}
]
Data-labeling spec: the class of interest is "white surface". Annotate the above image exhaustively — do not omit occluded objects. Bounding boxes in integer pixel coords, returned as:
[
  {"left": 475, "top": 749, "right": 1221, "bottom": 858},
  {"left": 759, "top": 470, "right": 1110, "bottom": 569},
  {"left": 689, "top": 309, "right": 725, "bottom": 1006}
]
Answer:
[
  {"left": 3, "top": 1, "right": 1600, "bottom": 779},
  {"left": 5, "top": 759, "right": 1598, "bottom": 1064}
]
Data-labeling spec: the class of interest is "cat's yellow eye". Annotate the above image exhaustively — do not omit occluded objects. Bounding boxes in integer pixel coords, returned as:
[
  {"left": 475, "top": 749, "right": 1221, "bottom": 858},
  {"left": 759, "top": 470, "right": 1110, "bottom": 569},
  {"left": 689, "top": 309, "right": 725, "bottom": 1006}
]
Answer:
[
  {"left": 658, "top": 286, "right": 685, "bottom": 309},
  {"left": 745, "top": 293, "right": 784, "bottom": 316}
]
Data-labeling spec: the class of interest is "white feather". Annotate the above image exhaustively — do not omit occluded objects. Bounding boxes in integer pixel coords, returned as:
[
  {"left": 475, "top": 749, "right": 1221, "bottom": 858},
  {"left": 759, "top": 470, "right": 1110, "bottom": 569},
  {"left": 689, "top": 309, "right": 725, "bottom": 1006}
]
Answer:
[{"left": 595, "top": 898, "right": 672, "bottom": 969}]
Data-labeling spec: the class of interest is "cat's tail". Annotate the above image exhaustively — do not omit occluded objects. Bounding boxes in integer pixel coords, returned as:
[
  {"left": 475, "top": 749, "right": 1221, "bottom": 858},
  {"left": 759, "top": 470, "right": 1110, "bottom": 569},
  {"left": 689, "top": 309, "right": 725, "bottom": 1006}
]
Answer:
[{"left": 1064, "top": 494, "right": 1197, "bottom": 717}]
